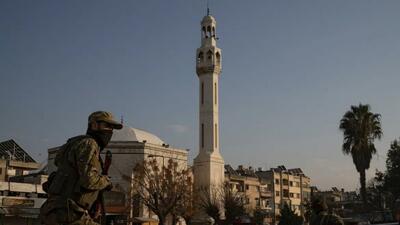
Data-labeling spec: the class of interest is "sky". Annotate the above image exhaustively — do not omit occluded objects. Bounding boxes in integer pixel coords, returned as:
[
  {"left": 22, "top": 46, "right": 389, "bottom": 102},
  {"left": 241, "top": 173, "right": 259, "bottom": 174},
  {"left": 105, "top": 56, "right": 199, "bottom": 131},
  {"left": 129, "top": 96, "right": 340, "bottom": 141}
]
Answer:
[{"left": 1, "top": 0, "right": 400, "bottom": 191}]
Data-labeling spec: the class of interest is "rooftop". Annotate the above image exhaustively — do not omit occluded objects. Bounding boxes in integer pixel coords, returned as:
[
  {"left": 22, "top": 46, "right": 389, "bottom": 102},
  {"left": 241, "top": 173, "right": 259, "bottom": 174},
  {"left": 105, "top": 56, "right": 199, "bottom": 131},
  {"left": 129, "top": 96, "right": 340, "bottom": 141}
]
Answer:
[{"left": 0, "top": 140, "right": 36, "bottom": 163}]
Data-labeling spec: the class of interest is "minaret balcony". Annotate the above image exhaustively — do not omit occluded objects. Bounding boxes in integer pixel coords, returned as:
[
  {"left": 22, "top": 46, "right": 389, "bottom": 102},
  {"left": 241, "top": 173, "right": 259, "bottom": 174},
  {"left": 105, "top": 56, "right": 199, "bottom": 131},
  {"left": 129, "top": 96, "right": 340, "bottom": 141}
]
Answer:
[{"left": 196, "top": 64, "right": 221, "bottom": 75}]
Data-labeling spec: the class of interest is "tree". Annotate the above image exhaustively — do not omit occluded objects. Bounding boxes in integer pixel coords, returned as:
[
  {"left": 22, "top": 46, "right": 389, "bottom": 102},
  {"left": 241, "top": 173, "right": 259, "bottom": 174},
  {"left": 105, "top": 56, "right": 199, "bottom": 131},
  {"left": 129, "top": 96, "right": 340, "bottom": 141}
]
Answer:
[
  {"left": 384, "top": 139, "right": 400, "bottom": 210},
  {"left": 278, "top": 204, "right": 303, "bottom": 225},
  {"left": 252, "top": 207, "right": 268, "bottom": 225},
  {"left": 339, "top": 103, "right": 382, "bottom": 205},
  {"left": 198, "top": 182, "right": 248, "bottom": 225},
  {"left": 223, "top": 182, "right": 247, "bottom": 225},
  {"left": 366, "top": 170, "right": 386, "bottom": 211},
  {"left": 172, "top": 175, "right": 197, "bottom": 225},
  {"left": 303, "top": 200, "right": 313, "bottom": 224},
  {"left": 198, "top": 186, "right": 223, "bottom": 225},
  {"left": 132, "top": 159, "right": 192, "bottom": 225}
]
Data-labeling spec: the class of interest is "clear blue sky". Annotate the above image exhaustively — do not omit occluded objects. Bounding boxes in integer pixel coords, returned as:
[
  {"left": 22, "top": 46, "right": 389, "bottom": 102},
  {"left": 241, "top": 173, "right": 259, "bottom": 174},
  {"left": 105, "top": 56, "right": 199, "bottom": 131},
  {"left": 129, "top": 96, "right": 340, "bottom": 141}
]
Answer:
[{"left": 1, "top": 0, "right": 400, "bottom": 191}]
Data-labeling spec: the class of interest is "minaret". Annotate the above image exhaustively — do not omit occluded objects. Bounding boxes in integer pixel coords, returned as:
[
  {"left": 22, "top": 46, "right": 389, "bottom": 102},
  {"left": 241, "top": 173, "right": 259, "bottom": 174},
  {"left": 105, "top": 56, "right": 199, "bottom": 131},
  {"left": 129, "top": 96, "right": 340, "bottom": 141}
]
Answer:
[{"left": 193, "top": 12, "right": 225, "bottom": 195}]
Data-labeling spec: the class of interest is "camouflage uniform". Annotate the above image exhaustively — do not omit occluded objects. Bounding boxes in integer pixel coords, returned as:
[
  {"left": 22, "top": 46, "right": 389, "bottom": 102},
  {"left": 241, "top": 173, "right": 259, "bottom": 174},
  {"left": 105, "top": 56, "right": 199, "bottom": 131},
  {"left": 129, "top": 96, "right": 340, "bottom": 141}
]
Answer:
[{"left": 40, "top": 135, "right": 111, "bottom": 225}]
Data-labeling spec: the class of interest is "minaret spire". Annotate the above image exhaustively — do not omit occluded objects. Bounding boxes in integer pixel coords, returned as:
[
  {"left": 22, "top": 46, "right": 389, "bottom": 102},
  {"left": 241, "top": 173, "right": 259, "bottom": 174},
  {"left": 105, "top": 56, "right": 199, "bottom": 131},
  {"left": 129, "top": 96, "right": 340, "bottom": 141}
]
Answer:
[{"left": 207, "top": 0, "right": 210, "bottom": 16}]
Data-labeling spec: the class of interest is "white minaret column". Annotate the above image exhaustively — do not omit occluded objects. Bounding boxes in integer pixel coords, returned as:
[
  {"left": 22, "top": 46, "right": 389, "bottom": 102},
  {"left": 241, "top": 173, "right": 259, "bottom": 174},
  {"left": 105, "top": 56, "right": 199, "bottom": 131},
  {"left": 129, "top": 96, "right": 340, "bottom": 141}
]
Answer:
[{"left": 193, "top": 14, "right": 225, "bottom": 196}]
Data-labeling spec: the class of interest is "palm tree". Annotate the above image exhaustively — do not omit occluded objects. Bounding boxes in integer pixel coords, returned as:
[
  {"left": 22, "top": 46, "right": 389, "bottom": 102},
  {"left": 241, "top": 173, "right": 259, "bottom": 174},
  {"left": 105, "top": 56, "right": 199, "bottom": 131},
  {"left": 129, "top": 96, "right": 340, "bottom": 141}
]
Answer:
[{"left": 339, "top": 103, "right": 382, "bottom": 205}]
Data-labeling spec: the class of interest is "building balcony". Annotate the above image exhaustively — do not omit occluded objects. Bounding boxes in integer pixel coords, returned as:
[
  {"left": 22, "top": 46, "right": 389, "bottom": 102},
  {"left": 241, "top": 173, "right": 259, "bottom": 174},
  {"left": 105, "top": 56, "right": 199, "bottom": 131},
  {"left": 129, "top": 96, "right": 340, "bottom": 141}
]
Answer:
[{"left": 260, "top": 190, "right": 272, "bottom": 197}]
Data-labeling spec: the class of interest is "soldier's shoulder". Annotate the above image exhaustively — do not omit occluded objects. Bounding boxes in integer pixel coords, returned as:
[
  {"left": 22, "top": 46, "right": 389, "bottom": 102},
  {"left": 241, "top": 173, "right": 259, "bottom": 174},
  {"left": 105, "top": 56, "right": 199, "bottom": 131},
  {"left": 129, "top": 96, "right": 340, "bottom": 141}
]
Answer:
[
  {"left": 68, "top": 135, "right": 95, "bottom": 145},
  {"left": 68, "top": 135, "right": 98, "bottom": 152}
]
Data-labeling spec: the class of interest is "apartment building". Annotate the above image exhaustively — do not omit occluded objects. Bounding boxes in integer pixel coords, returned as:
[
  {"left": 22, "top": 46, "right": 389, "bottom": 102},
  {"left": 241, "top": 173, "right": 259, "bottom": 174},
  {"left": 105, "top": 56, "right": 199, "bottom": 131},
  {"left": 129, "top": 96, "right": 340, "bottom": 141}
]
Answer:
[
  {"left": 0, "top": 139, "right": 47, "bottom": 225},
  {"left": 225, "top": 165, "right": 311, "bottom": 224},
  {"left": 255, "top": 165, "right": 311, "bottom": 224},
  {"left": 225, "top": 165, "right": 273, "bottom": 211},
  {"left": 0, "top": 140, "right": 41, "bottom": 181},
  {"left": 225, "top": 165, "right": 273, "bottom": 224}
]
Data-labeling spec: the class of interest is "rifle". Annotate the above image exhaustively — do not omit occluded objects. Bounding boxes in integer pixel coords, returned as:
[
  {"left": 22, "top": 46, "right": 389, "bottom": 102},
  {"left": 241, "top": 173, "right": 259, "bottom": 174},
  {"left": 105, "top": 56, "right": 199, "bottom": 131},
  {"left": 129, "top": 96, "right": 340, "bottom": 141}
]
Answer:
[{"left": 91, "top": 150, "right": 112, "bottom": 225}]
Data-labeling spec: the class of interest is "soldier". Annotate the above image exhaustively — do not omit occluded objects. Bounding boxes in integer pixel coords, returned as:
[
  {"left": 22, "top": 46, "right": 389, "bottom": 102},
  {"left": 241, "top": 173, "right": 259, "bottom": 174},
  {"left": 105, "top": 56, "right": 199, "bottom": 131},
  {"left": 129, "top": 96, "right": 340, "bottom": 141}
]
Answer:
[
  {"left": 40, "top": 111, "right": 123, "bottom": 225},
  {"left": 310, "top": 198, "right": 344, "bottom": 225}
]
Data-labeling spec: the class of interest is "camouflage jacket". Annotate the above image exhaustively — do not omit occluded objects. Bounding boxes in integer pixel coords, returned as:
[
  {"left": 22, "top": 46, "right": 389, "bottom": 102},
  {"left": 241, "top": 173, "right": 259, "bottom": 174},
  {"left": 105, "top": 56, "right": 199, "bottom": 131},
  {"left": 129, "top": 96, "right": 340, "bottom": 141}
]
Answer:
[{"left": 44, "top": 135, "right": 111, "bottom": 211}]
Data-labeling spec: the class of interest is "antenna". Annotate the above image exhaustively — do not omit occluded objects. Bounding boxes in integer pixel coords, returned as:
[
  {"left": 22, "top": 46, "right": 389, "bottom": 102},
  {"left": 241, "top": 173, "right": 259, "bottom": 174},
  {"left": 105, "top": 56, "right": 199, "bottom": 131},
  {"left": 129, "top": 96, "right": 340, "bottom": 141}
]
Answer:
[
  {"left": 206, "top": 0, "right": 210, "bottom": 16},
  {"left": 120, "top": 115, "right": 124, "bottom": 124}
]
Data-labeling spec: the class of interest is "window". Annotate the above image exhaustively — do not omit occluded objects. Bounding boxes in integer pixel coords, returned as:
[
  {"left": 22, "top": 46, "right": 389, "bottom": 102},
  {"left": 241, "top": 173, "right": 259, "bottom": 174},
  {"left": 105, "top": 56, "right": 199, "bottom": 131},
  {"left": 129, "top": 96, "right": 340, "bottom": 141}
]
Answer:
[
  {"left": 197, "top": 51, "right": 204, "bottom": 63},
  {"left": 214, "top": 124, "right": 218, "bottom": 148},
  {"left": 275, "top": 179, "right": 280, "bottom": 185},
  {"left": 246, "top": 184, "right": 249, "bottom": 190},
  {"left": 16, "top": 169, "right": 23, "bottom": 176},
  {"left": 289, "top": 181, "right": 293, "bottom": 186},
  {"left": 216, "top": 52, "right": 221, "bottom": 64},
  {"left": 201, "top": 123, "right": 204, "bottom": 148},
  {"left": 283, "top": 189, "right": 289, "bottom": 198},
  {"left": 207, "top": 50, "right": 213, "bottom": 61},
  {"left": 214, "top": 83, "right": 217, "bottom": 105},
  {"left": 201, "top": 82, "right": 204, "bottom": 105},
  {"left": 202, "top": 27, "right": 207, "bottom": 38},
  {"left": 282, "top": 179, "right": 289, "bottom": 185},
  {"left": 289, "top": 193, "right": 294, "bottom": 198},
  {"left": 296, "top": 193, "right": 300, "bottom": 198},
  {"left": 276, "top": 191, "right": 280, "bottom": 197}
]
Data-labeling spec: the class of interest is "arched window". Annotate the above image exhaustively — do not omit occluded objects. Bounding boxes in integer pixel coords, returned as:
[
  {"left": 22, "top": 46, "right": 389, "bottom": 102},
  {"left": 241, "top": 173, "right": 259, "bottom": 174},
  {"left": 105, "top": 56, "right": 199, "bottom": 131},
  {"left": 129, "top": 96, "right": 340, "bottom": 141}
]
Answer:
[
  {"left": 215, "top": 123, "right": 218, "bottom": 148},
  {"left": 201, "top": 82, "right": 204, "bottom": 105},
  {"left": 212, "top": 27, "right": 216, "bottom": 37},
  {"left": 207, "top": 50, "right": 213, "bottom": 61},
  {"left": 214, "top": 82, "right": 217, "bottom": 105},
  {"left": 207, "top": 26, "right": 212, "bottom": 38},
  {"left": 197, "top": 51, "right": 204, "bottom": 63},
  {"left": 216, "top": 52, "right": 221, "bottom": 64},
  {"left": 202, "top": 27, "right": 206, "bottom": 38},
  {"left": 201, "top": 123, "right": 204, "bottom": 148}
]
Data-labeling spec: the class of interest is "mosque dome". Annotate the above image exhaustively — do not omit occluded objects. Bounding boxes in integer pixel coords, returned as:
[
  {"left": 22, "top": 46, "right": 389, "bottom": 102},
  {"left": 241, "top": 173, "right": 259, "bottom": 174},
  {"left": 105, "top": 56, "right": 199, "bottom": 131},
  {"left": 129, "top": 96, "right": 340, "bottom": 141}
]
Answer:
[
  {"left": 111, "top": 126, "right": 165, "bottom": 146},
  {"left": 201, "top": 15, "right": 216, "bottom": 24}
]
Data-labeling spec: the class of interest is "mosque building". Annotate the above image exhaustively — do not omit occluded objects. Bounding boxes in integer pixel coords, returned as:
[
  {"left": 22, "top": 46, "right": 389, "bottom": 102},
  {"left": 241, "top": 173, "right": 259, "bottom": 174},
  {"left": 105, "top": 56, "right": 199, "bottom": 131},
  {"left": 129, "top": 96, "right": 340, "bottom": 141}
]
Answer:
[{"left": 103, "top": 126, "right": 189, "bottom": 223}]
